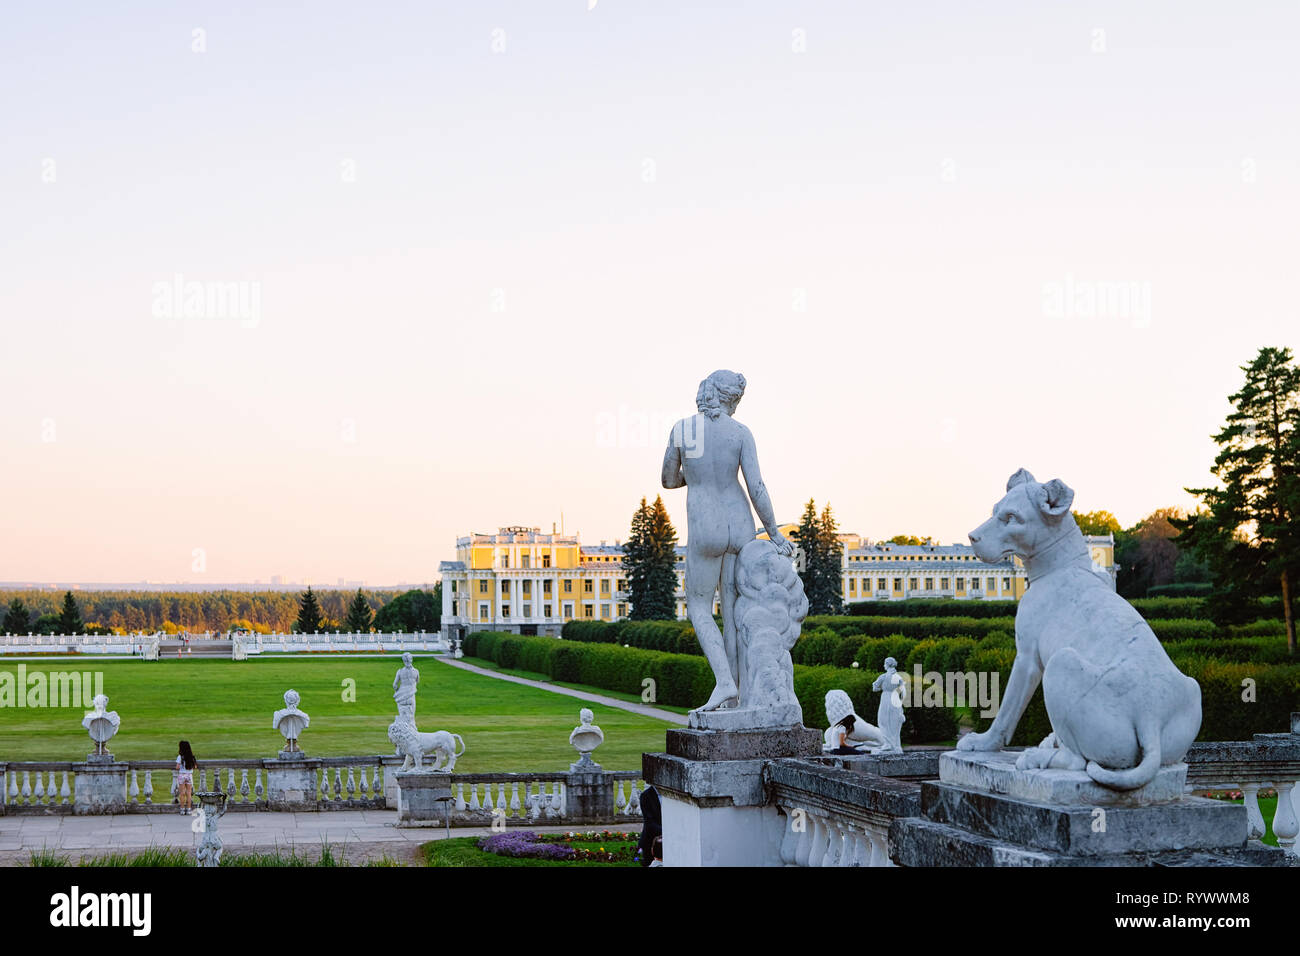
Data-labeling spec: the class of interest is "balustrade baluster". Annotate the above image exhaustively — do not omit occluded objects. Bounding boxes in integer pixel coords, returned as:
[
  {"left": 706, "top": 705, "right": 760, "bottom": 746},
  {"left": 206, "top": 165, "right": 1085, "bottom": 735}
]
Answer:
[
  {"left": 33, "top": 772, "right": 45, "bottom": 805},
  {"left": 334, "top": 767, "right": 343, "bottom": 800},
  {"left": 240, "top": 769, "right": 250, "bottom": 803},
  {"left": 497, "top": 782, "right": 506, "bottom": 811},
  {"left": 358, "top": 767, "right": 369, "bottom": 798},
  {"left": 455, "top": 782, "right": 466, "bottom": 812},
  {"left": 60, "top": 771, "right": 71, "bottom": 805},
  {"left": 628, "top": 781, "right": 641, "bottom": 814},
  {"left": 1242, "top": 783, "right": 1266, "bottom": 840},
  {"left": 615, "top": 780, "right": 627, "bottom": 814},
  {"left": 483, "top": 783, "right": 494, "bottom": 811},
  {"left": 129, "top": 770, "right": 140, "bottom": 804},
  {"left": 171, "top": 771, "right": 178, "bottom": 803},
  {"left": 509, "top": 782, "right": 521, "bottom": 817},
  {"left": 371, "top": 767, "right": 381, "bottom": 801},
  {"left": 778, "top": 808, "right": 798, "bottom": 865},
  {"left": 7, "top": 771, "right": 17, "bottom": 804},
  {"left": 255, "top": 769, "right": 264, "bottom": 801},
  {"left": 792, "top": 810, "right": 811, "bottom": 866},
  {"left": 319, "top": 769, "right": 330, "bottom": 800},
  {"left": 824, "top": 822, "right": 845, "bottom": 866},
  {"left": 143, "top": 771, "right": 153, "bottom": 805},
  {"left": 226, "top": 768, "right": 236, "bottom": 798},
  {"left": 346, "top": 767, "right": 357, "bottom": 800},
  {"left": 1273, "top": 780, "right": 1298, "bottom": 857},
  {"left": 199, "top": 768, "right": 207, "bottom": 792}
]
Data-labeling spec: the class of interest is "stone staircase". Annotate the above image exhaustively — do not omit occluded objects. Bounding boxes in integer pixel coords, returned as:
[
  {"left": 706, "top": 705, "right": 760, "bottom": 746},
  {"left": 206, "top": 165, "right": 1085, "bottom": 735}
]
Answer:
[{"left": 160, "top": 639, "right": 233, "bottom": 659}]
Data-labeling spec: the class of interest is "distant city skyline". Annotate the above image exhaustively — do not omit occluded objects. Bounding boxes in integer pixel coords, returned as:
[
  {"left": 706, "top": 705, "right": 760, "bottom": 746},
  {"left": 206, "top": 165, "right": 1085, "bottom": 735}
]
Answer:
[{"left": 3, "top": 2, "right": 1294, "bottom": 582}]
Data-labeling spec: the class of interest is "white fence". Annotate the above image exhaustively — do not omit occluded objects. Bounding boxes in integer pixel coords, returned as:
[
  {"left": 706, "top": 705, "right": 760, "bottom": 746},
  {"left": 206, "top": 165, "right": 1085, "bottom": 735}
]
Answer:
[{"left": 0, "top": 632, "right": 448, "bottom": 656}]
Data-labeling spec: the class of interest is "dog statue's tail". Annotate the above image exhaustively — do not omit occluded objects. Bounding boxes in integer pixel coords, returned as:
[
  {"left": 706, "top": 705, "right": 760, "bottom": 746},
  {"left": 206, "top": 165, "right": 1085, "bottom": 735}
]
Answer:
[
  {"left": 452, "top": 733, "right": 466, "bottom": 757},
  {"left": 1085, "top": 719, "right": 1161, "bottom": 791}
]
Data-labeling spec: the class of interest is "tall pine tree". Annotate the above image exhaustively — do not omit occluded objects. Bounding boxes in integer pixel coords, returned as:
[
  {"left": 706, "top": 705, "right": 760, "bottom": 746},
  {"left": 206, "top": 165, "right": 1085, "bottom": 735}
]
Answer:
[
  {"left": 817, "top": 503, "right": 845, "bottom": 614},
  {"left": 345, "top": 589, "right": 373, "bottom": 632},
  {"left": 3, "top": 598, "right": 30, "bottom": 634},
  {"left": 295, "top": 586, "right": 323, "bottom": 634},
  {"left": 1178, "top": 346, "right": 1300, "bottom": 654},
  {"left": 58, "top": 591, "right": 84, "bottom": 634},
  {"left": 626, "top": 495, "right": 679, "bottom": 620}
]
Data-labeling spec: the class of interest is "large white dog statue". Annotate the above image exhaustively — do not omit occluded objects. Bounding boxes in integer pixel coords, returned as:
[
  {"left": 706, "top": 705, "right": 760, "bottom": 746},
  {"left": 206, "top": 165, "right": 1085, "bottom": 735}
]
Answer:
[{"left": 957, "top": 469, "right": 1202, "bottom": 791}]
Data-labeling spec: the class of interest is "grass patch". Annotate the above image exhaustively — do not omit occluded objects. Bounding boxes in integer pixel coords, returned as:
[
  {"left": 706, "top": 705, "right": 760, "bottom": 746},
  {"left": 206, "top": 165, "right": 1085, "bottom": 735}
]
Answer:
[
  {"left": 0, "top": 656, "right": 674, "bottom": 770},
  {"left": 80, "top": 846, "right": 194, "bottom": 867},
  {"left": 28, "top": 847, "right": 71, "bottom": 867}
]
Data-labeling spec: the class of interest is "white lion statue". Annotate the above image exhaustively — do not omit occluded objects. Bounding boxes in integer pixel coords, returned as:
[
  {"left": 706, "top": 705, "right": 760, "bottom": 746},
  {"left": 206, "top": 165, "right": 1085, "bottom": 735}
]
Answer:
[{"left": 388, "top": 719, "right": 465, "bottom": 772}]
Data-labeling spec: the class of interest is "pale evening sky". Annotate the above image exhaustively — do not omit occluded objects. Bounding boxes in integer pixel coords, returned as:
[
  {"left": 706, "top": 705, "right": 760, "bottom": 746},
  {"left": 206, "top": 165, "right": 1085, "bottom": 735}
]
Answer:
[{"left": 1, "top": 1, "right": 1296, "bottom": 585}]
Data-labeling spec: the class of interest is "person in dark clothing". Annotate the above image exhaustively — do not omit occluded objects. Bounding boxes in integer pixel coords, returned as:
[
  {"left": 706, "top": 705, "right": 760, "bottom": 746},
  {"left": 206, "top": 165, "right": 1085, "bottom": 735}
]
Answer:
[{"left": 637, "top": 785, "right": 662, "bottom": 867}]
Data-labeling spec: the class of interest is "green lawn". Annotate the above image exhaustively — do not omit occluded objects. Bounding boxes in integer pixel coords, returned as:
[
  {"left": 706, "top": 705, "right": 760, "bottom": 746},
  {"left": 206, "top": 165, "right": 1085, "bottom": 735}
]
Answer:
[{"left": 0, "top": 656, "right": 674, "bottom": 770}]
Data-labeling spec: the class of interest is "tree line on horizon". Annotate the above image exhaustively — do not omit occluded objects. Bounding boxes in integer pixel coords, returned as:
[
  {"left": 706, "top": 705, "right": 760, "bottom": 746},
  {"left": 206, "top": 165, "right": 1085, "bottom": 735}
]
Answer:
[{"left": 1, "top": 585, "right": 441, "bottom": 636}]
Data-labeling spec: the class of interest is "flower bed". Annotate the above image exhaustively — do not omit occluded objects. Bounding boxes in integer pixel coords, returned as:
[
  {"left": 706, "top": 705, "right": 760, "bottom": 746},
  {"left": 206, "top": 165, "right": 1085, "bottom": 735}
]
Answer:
[{"left": 476, "top": 830, "right": 639, "bottom": 864}]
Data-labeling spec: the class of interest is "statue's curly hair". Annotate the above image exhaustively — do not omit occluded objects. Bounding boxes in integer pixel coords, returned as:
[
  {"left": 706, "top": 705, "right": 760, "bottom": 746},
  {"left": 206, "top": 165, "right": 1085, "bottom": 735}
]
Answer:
[{"left": 696, "top": 370, "right": 746, "bottom": 420}]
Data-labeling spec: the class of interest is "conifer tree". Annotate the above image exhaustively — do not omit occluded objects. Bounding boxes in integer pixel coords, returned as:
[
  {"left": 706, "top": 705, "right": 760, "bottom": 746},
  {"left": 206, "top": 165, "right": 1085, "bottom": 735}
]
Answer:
[
  {"left": 295, "top": 586, "right": 324, "bottom": 634},
  {"left": 58, "top": 591, "right": 84, "bottom": 634},
  {"left": 344, "top": 589, "right": 373, "bottom": 632}
]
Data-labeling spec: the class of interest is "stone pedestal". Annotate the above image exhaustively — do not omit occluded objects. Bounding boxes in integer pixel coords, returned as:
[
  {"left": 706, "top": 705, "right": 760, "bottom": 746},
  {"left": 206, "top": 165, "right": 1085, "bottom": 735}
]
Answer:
[
  {"left": 889, "top": 749, "right": 1291, "bottom": 866},
  {"left": 73, "top": 759, "right": 128, "bottom": 815},
  {"left": 644, "top": 726, "right": 820, "bottom": 867},
  {"left": 564, "top": 769, "right": 614, "bottom": 824},
  {"left": 263, "top": 754, "right": 320, "bottom": 810},
  {"left": 394, "top": 771, "right": 453, "bottom": 825}
]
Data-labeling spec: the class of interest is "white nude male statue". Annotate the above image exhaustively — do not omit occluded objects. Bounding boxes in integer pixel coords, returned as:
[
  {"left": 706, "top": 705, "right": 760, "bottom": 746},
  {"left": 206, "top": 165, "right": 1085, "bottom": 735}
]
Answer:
[{"left": 662, "top": 370, "right": 795, "bottom": 716}]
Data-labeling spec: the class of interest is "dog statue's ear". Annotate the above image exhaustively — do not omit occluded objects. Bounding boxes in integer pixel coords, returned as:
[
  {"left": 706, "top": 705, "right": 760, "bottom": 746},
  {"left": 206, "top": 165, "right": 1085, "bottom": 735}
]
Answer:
[
  {"left": 1038, "top": 478, "right": 1075, "bottom": 518},
  {"left": 1006, "top": 468, "right": 1036, "bottom": 492}
]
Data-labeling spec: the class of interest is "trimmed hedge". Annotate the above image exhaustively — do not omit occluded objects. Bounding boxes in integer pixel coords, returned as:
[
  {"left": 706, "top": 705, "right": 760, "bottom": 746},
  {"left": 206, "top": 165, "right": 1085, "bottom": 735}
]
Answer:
[
  {"left": 1178, "top": 657, "right": 1300, "bottom": 740},
  {"left": 465, "top": 631, "right": 713, "bottom": 707},
  {"left": 846, "top": 600, "right": 1018, "bottom": 619}
]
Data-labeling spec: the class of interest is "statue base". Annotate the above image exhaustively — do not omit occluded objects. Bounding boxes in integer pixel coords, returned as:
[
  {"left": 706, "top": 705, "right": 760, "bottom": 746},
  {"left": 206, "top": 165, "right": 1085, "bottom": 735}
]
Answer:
[
  {"left": 394, "top": 770, "right": 453, "bottom": 825},
  {"left": 889, "top": 749, "right": 1291, "bottom": 866},
  {"left": 72, "top": 761, "right": 128, "bottom": 814},
  {"left": 263, "top": 755, "right": 321, "bottom": 810},
  {"left": 688, "top": 703, "right": 804, "bottom": 732},
  {"left": 940, "top": 750, "right": 1186, "bottom": 807},
  {"left": 644, "top": 726, "right": 820, "bottom": 866}
]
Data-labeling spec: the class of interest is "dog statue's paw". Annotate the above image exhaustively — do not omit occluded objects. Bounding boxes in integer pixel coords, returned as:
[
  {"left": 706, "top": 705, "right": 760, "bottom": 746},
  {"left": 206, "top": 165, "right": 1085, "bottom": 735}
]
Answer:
[{"left": 957, "top": 730, "right": 1002, "bottom": 752}]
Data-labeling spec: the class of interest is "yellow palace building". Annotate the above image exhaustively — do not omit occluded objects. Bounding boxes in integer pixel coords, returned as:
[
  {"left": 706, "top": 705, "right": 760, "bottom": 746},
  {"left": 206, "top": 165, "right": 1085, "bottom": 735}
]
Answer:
[{"left": 439, "top": 524, "right": 1117, "bottom": 641}]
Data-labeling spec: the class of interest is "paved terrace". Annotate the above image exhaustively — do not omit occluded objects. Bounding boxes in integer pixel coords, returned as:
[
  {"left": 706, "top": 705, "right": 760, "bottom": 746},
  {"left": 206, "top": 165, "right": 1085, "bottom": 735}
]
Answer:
[{"left": 0, "top": 810, "right": 634, "bottom": 865}]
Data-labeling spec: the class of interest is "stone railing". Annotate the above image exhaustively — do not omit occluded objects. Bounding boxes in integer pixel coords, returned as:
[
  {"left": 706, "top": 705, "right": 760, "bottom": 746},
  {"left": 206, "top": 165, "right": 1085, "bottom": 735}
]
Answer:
[
  {"left": 765, "top": 752, "right": 939, "bottom": 867},
  {"left": 751, "top": 726, "right": 1300, "bottom": 866},
  {"left": 0, "top": 756, "right": 647, "bottom": 827},
  {"left": 0, "top": 632, "right": 448, "bottom": 656},
  {"left": 1184, "top": 730, "right": 1300, "bottom": 856}
]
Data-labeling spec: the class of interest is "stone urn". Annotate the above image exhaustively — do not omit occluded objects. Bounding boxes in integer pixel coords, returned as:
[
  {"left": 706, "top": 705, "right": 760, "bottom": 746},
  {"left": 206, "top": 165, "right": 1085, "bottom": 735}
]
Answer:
[
  {"left": 569, "top": 708, "right": 604, "bottom": 771},
  {"left": 194, "top": 790, "right": 230, "bottom": 867}
]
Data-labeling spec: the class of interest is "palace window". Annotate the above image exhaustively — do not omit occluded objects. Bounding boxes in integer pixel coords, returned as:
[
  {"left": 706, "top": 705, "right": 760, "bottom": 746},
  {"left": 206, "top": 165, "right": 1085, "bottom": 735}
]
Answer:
[
  {"left": 522, "top": 580, "right": 531, "bottom": 596},
  {"left": 564, "top": 580, "right": 572, "bottom": 593},
  {"left": 601, "top": 580, "right": 610, "bottom": 595},
  {"left": 1002, "top": 577, "right": 1011, "bottom": 590},
  {"left": 479, "top": 580, "right": 488, "bottom": 594},
  {"left": 940, "top": 577, "right": 949, "bottom": 590},
  {"left": 924, "top": 578, "right": 933, "bottom": 590},
  {"left": 544, "top": 604, "right": 552, "bottom": 618},
  {"left": 478, "top": 603, "right": 489, "bottom": 621},
  {"left": 522, "top": 604, "right": 531, "bottom": 618},
  {"left": 543, "top": 580, "right": 552, "bottom": 595},
  {"left": 878, "top": 578, "right": 887, "bottom": 591},
  {"left": 542, "top": 554, "right": 551, "bottom": 568},
  {"left": 502, "top": 604, "right": 510, "bottom": 617},
  {"left": 893, "top": 578, "right": 903, "bottom": 590},
  {"left": 584, "top": 580, "right": 594, "bottom": 593},
  {"left": 501, "top": 580, "right": 510, "bottom": 595},
  {"left": 521, "top": 554, "right": 531, "bottom": 569},
  {"left": 502, "top": 554, "right": 510, "bottom": 569},
  {"left": 583, "top": 604, "right": 594, "bottom": 618}
]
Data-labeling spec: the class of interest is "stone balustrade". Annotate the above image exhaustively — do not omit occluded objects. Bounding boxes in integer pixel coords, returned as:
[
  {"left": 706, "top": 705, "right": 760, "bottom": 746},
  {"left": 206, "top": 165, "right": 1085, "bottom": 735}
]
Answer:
[
  {"left": 0, "top": 632, "right": 448, "bottom": 656},
  {"left": 753, "top": 726, "right": 1300, "bottom": 867},
  {"left": 0, "top": 756, "right": 646, "bottom": 826}
]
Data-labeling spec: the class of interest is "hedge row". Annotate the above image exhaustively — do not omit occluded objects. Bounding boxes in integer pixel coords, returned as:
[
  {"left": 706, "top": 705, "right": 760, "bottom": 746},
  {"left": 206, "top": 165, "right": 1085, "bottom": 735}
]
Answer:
[
  {"left": 560, "top": 619, "right": 700, "bottom": 655},
  {"left": 464, "top": 631, "right": 713, "bottom": 707},
  {"left": 466, "top": 631, "right": 1299, "bottom": 744}
]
